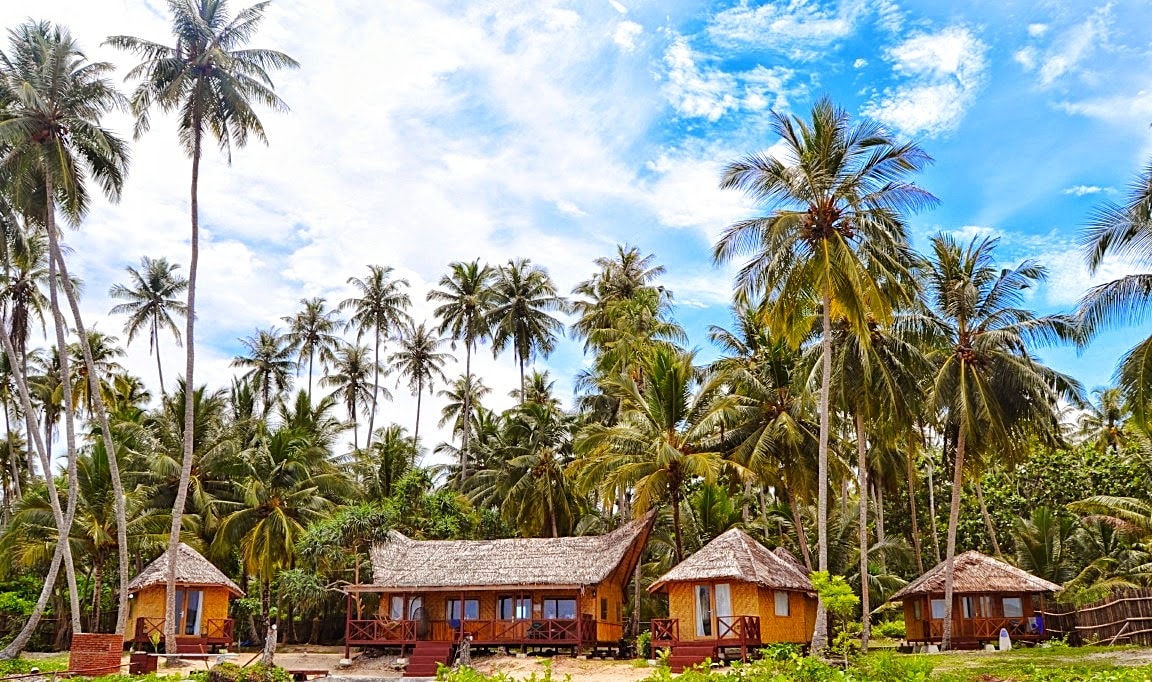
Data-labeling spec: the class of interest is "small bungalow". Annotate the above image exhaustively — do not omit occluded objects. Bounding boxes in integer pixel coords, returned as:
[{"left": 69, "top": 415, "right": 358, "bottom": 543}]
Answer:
[
  {"left": 344, "top": 512, "right": 654, "bottom": 671},
  {"left": 127, "top": 543, "right": 243, "bottom": 652},
  {"left": 890, "top": 550, "right": 1061, "bottom": 647},
  {"left": 647, "top": 528, "right": 817, "bottom": 666}
]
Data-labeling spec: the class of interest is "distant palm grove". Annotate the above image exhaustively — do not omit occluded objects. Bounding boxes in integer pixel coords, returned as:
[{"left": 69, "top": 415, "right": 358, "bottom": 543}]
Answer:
[{"left": 2, "top": 0, "right": 1152, "bottom": 659}]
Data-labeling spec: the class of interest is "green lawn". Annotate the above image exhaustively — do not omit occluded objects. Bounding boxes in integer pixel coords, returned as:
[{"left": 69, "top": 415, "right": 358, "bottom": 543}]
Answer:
[{"left": 897, "top": 645, "right": 1152, "bottom": 681}]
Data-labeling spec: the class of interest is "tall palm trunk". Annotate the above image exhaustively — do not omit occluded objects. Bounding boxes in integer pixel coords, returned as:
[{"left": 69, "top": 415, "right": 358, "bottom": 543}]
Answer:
[
  {"left": 461, "top": 344, "right": 472, "bottom": 480},
  {"left": 941, "top": 429, "right": 966, "bottom": 649},
  {"left": 811, "top": 288, "right": 832, "bottom": 652},
  {"left": 0, "top": 325, "right": 75, "bottom": 658},
  {"left": 670, "top": 484, "right": 684, "bottom": 562},
  {"left": 788, "top": 494, "right": 813, "bottom": 570},
  {"left": 413, "top": 378, "right": 423, "bottom": 444},
  {"left": 974, "top": 481, "right": 1002, "bottom": 559},
  {"left": 873, "top": 480, "right": 886, "bottom": 573},
  {"left": 154, "top": 323, "right": 166, "bottom": 395},
  {"left": 926, "top": 453, "right": 942, "bottom": 564},
  {"left": 4, "top": 405, "right": 19, "bottom": 504},
  {"left": 307, "top": 350, "right": 314, "bottom": 397},
  {"left": 49, "top": 244, "right": 131, "bottom": 634},
  {"left": 167, "top": 122, "right": 203, "bottom": 656},
  {"left": 43, "top": 189, "right": 83, "bottom": 635},
  {"left": 855, "top": 411, "right": 870, "bottom": 652},
  {"left": 906, "top": 434, "right": 925, "bottom": 574},
  {"left": 367, "top": 328, "right": 380, "bottom": 443}
]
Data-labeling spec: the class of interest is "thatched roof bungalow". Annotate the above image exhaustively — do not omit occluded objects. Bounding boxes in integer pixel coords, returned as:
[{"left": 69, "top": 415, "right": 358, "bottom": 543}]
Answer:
[
  {"left": 648, "top": 528, "right": 817, "bottom": 666},
  {"left": 345, "top": 512, "right": 655, "bottom": 659},
  {"left": 128, "top": 543, "right": 242, "bottom": 651},
  {"left": 890, "top": 550, "right": 1061, "bottom": 646}
]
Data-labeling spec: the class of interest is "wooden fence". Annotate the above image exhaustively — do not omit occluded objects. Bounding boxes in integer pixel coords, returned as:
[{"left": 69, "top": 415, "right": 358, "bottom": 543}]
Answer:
[{"left": 1042, "top": 588, "right": 1152, "bottom": 646}]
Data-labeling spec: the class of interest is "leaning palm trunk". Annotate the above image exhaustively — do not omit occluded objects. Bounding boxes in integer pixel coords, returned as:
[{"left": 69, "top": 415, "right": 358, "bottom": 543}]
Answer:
[
  {"left": 856, "top": 411, "right": 870, "bottom": 652},
  {"left": 941, "top": 430, "right": 967, "bottom": 649},
  {"left": 43, "top": 194, "right": 83, "bottom": 634},
  {"left": 906, "top": 434, "right": 925, "bottom": 574},
  {"left": 167, "top": 123, "right": 203, "bottom": 655},
  {"left": 810, "top": 289, "right": 833, "bottom": 652},
  {"left": 49, "top": 244, "right": 131, "bottom": 634},
  {"left": 0, "top": 325, "right": 77, "bottom": 658},
  {"left": 974, "top": 481, "right": 1002, "bottom": 559}
]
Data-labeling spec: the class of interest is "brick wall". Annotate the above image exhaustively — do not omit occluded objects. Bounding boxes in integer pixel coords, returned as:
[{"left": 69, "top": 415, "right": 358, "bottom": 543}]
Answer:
[{"left": 68, "top": 633, "right": 124, "bottom": 675}]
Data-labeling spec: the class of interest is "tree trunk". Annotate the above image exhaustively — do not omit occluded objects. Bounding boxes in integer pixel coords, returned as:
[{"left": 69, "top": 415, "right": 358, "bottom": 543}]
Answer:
[
  {"left": 941, "top": 429, "right": 966, "bottom": 650},
  {"left": 906, "top": 434, "right": 925, "bottom": 575},
  {"left": 670, "top": 486, "right": 684, "bottom": 562},
  {"left": 873, "top": 480, "right": 887, "bottom": 574},
  {"left": 789, "top": 495, "right": 813, "bottom": 571},
  {"left": 43, "top": 193, "right": 83, "bottom": 635},
  {"left": 90, "top": 560, "right": 102, "bottom": 633},
  {"left": 167, "top": 123, "right": 203, "bottom": 656},
  {"left": 632, "top": 557, "right": 641, "bottom": 638},
  {"left": 4, "top": 403, "right": 19, "bottom": 505},
  {"left": 413, "top": 379, "right": 422, "bottom": 445},
  {"left": 974, "top": 480, "right": 1002, "bottom": 559},
  {"left": 810, "top": 287, "right": 833, "bottom": 652},
  {"left": 49, "top": 244, "right": 131, "bottom": 635},
  {"left": 367, "top": 328, "right": 380, "bottom": 442},
  {"left": 461, "top": 347, "right": 471, "bottom": 480},
  {"left": 856, "top": 411, "right": 870, "bottom": 652},
  {"left": 308, "top": 350, "right": 314, "bottom": 398},
  {"left": 155, "top": 324, "right": 166, "bottom": 396},
  {"left": 926, "top": 455, "right": 942, "bottom": 565},
  {"left": 0, "top": 325, "right": 73, "bottom": 658}
]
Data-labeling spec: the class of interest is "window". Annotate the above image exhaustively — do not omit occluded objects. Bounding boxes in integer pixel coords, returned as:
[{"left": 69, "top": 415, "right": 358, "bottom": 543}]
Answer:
[
  {"left": 446, "top": 599, "right": 480, "bottom": 621},
  {"left": 695, "top": 585, "right": 713, "bottom": 637},
  {"left": 913, "top": 600, "right": 922, "bottom": 620},
  {"left": 543, "top": 598, "right": 577, "bottom": 620},
  {"left": 962, "top": 596, "right": 975, "bottom": 619},
  {"left": 498, "top": 596, "right": 531, "bottom": 620},
  {"left": 1003, "top": 597, "right": 1024, "bottom": 618},
  {"left": 930, "top": 599, "right": 947, "bottom": 619},
  {"left": 980, "top": 596, "right": 994, "bottom": 618},
  {"left": 389, "top": 596, "right": 404, "bottom": 620},
  {"left": 408, "top": 596, "right": 423, "bottom": 619},
  {"left": 600, "top": 598, "right": 608, "bottom": 621},
  {"left": 774, "top": 591, "right": 790, "bottom": 617}
]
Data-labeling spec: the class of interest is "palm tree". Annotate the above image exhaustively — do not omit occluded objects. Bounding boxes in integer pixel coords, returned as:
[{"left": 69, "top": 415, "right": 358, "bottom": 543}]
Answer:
[
  {"left": 340, "top": 265, "right": 411, "bottom": 445},
  {"left": 712, "top": 96, "right": 935, "bottom": 649},
  {"left": 357, "top": 424, "right": 418, "bottom": 499},
  {"left": 108, "top": 256, "right": 188, "bottom": 396},
  {"left": 428, "top": 260, "right": 496, "bottom": 479},
  {"left": 231, "top": 328, "right": 295, "bottom": 413},
  {"left": 282, "top": 297, "right": 342, "bottom": 397},
  {"left": 575, "top": 346, "right": 741, "bottom": 560},
  {"left": 1078, "top": 160, "right": 1152, "bottom": 430},
  {"left": 107, "top": 1, "right": 297, "bottom": 652},
  {"left": 389, "top": 322, "right": 453, "bottom": 445},
  {"left": 922, "top": 234, "right": 1081, "bottom": 648},
  {"left": 68, "top": 330, "right": 126, "bottom": 415},
  {"left": 437, "top": 373, "right": 491, "bottom": 447},
  {"left": 571, "top": 245, "right": 669, "bottom": 348},
  {"left": 322, "top": 344, "right": 381, "bottom": 451},
  {"left": 489, "top": 258, "right": 566, "bottom": 399},
  {"left": 0, "top": 20, "right": 132, "bottom": 642}
]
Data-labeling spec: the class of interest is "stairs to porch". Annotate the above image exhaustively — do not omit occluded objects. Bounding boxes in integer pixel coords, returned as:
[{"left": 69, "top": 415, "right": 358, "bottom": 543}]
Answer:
[
  {"left": 403, "top": 641, "right": 453, "bottom": 678},
  {"left": 668, "top": 644, "right": 715, "bottom": 673}
]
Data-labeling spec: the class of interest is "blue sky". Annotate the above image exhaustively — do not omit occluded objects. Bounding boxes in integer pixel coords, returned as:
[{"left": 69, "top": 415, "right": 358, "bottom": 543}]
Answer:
[{"left": 2, "top": 0, "right": 1150, "bottom": 457}]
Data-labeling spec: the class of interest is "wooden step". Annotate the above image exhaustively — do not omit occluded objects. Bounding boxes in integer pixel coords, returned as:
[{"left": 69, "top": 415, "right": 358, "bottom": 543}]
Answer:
[{"left": 404, "top": 642, "right": 453, "bottom": 677}]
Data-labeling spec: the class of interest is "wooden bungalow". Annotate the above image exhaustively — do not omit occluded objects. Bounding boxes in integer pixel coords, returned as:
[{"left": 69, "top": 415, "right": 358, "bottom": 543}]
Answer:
[
  {"left": 127, "top": 543, "right": 243, "bottom": 652},
  {"left": 648, "top": 528, "right": 817, "bottom": 670},
  {"left": 890, "top": 551, "right": 1061, "bottom": 647},
  {"left": 344, "top": 512, "right": 654, "bottom": 675}
]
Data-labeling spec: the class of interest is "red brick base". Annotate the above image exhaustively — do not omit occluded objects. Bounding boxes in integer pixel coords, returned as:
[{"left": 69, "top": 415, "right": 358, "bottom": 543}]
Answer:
[{"left": 69, "top": 633, "right": 124, "bottom": 676}]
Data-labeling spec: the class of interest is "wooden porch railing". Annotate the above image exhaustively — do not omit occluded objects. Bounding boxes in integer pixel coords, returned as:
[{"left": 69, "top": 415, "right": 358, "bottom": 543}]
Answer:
[
  {"left": 132, "top": 617, "right": 234, "bottom": 643},
  {"left": 346, "top": 617, "right": 595, "bottom": 646},
  {"left": 717, "top": 615, "right": 761, "bottom": 645},
  {"left": 926, "top": 617, "right": 1043, "bottom": 641},
  {"left": 651, "top": 618, "right": 679, "bottom": 647}
]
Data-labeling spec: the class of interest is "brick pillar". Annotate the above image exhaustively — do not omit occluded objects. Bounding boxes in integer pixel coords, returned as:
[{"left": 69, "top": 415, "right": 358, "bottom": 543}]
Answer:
[{"left": 68, "top": 633, "right": 124, "bottom": 676}]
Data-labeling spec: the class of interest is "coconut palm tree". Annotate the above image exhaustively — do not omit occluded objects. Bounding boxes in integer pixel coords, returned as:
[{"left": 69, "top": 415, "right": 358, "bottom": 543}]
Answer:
[
  {"left": 571, "top": 245, "right": 669, "bottom": 349},
  {"left": 357, "top": 424, "right": 418, "bottom": 500},
  {"left": 489, "top": 258, "right": 566, "bottom": 399},
  {"left": 1076, "top": 387, "right": 1130, "bottom": 454},
  {"left": 1078, "top": 161, "right": 1152, "bottom": 431},
  {"left": 108, "top": 256, "right": 188, "bottom": 396},
  {"left": 437, "top": 373, "right": 491, "bottom": 446},
  {"left": 428, "top": 260, "right": 496, "bottom": 479},
  {"left": 712, "top": 97, "right": 936, "bottom": 649},
  {"left": 322, "top": 344, "right": 381, "bottom": 451},
  {"left": 231, "top": 328, "right": 294, "bottom": 414},
  {"left": 389, "top": 321, "right": 453, "bottom": 445},
  {"left": 575, "top": 346, "right": 743, "bottom": 560},
  {"left": 107, "top": 2, "right": 297, "bottom": 651},
  {"left": 922, "top": 234, "right": 1081, "bottom": 648},
  {"left": 282, "top": 297, "right": 342, "bottom": 397},
  {"left": 0, "top": 20, "right": 133, "bottom": 643},
  {"left": 340, "top": 265, "right": 411, "bottom": 445}
]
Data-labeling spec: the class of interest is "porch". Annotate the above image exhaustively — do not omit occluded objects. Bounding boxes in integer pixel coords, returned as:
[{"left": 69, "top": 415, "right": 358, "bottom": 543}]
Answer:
[
  {"left": 131, "top": 617, "right": 235, "bottom": 652},
  {"left": 916, "top": 616, "right": 1046, "bottom": 645},
  {"left": 346, "top": 614, "right": 600, "bottom": 648},
  {"left": 650, "top": 616, "right": 762, "bottom": 660}
]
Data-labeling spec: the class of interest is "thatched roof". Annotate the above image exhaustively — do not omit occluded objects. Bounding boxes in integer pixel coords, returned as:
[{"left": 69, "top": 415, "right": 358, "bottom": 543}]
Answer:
[
  {"left": 364, "top": 512, "right": 655, "bottom": 591},
  {"left": 127, "top": 543, "right": 244, "bottom": 596},
  {"left": 890, "top": 551, "right": 1062, "bottom": 600},
  {"left": 648, "top": 528, "right": 813, "bottom": 593}
]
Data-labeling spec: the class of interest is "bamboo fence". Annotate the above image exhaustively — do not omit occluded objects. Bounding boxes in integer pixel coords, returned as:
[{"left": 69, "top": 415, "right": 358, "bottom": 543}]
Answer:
[{"left": 1042, "top": 588, "right": 1152, "bottom": 646}]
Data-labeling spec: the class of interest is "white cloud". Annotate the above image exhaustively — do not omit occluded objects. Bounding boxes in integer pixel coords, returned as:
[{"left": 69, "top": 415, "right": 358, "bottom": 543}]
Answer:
[
  {"left": 609, "top": 0, "right": 628, "bottom": 14},
  {"left": 555, "top": 200, "right": 587, "bottom": 217},
  {"left": 862, "top": 26, "right": 988, "bottom": 137},
  {"left": 1059, "top": 89, "right": 1152, "bottom": 129},
  {"left": 1063, "top": 185, "right": 1116, "bottom": 196},
  {"left": 853, "top": 58, "right": 868, "bottom": 69},
  {"left": 1028, "top": 23, "right": 1049, "bottom": 37},
  {"left": 1016, "top": 7, "right": 1111, "bottom": 87},
  {"left": 707, "top": 0, "right": 866, "bottom": 60},
  {"left": 613, "top": 20, "right": 642, "bottom": 52},
  {"left": 661, "top": 37, "right": 740, "bottom": 121}
]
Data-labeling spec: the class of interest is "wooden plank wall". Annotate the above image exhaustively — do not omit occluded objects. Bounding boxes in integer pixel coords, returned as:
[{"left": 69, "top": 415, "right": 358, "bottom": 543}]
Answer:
[{"left": 1042, "top": 588, "right": 1152, "bottom": 646}]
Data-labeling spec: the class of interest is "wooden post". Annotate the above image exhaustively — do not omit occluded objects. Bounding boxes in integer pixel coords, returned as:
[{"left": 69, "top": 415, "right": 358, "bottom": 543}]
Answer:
[{"left": 343, "top": 591, "right": 352, "bottom": 660}]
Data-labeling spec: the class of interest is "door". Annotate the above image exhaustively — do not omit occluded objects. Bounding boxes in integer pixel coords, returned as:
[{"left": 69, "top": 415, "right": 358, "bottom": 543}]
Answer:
[
  {"left": 695, "top": 585, "right": 713, "bottom": 637},
  {"left": 174, "top": 589, "right": 205, "bottom": 636},
  {"left": 714, "top": 584, "right": 732, "bottom": 636}
]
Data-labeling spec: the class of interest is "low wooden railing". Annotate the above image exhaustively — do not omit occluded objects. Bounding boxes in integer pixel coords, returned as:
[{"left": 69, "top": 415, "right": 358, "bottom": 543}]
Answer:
[
  {"left": 132, "top": 617, "right": 234, "bottom": 643},
  {"left": 718, "top": 615, "right": 761, "bottom": 645},
  {"left": 651, "top": 618, "right": 679, "bottom": 647},
  {"left": 926, "top": 617, "right": 1043, "bottom": 640},
  {"left": 347, "top": 617, "right": 592, "bottom": 645}
]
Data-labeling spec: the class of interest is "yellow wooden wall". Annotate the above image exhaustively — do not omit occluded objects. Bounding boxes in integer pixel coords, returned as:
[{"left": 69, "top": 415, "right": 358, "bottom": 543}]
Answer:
[
  {"left": 665, "top": 581, "right": 815, "bottom": 644},
  {"left": 130, "top": 585, "right": 232, "bottom": 632}
]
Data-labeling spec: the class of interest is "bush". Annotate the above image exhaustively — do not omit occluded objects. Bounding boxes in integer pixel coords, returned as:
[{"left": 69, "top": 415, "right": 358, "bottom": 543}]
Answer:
[
  {"left": 207, "top": 663, "right": 291, "bottom": 682},
  {"left": 872, "top": 619, "right": 906, "bottom": 639},
  {"left": 855, "top": 652, "right": 932, "bottom": 682},
  {"left": 636, "top": 631, "right": 652, "bottom": 659}
]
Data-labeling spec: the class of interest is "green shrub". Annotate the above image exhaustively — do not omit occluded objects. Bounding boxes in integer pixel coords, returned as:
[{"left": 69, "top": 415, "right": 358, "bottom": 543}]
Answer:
[
  {"left": 0, "top": 659, "right": 68, "bottom": 676},
  {"left": 855, "top": 652, "right": 932, "bottom": 682},
  {"left": 636, "top": 631, "right": 652, "bottom": 659},
  {"left": 872, "top": 619, "right": 906, "bottom": 639},
  {"left": 759, "top": 642, "right": 802, "bottom": 661},
  {"left": 206, "top": 662, "right": 290, "bottom": 682}
]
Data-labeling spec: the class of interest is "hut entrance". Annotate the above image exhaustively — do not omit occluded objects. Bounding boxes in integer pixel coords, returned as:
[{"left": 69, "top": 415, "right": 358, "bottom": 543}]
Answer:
[
  {"left": 175, "top": 589, "right": 204, "bottom": 636},
  {"left": 693, "top": 584, "right": 732, "bottom": 638}
]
